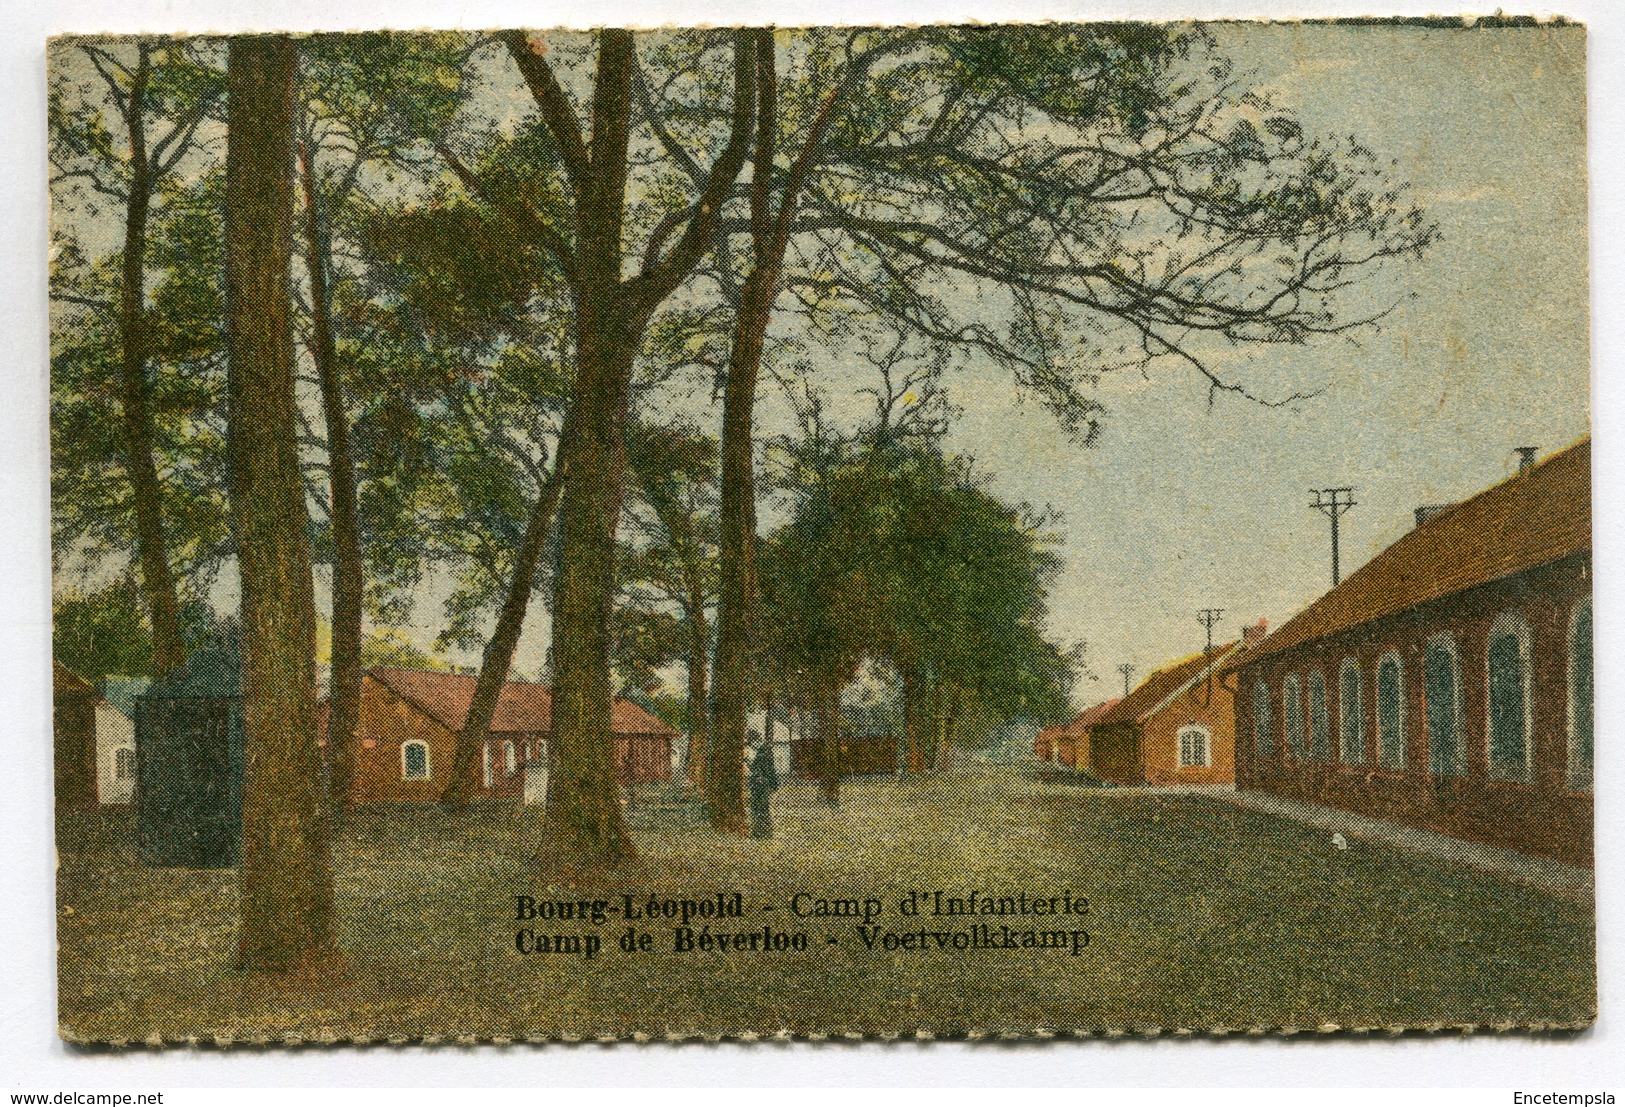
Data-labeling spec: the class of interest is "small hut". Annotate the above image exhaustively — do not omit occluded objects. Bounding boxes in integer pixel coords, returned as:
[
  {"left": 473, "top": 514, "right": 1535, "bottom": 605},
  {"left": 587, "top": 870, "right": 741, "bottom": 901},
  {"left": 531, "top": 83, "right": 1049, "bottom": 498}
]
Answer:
[{"left": 135, "top": 632, "right": 244, "bottom": 868}]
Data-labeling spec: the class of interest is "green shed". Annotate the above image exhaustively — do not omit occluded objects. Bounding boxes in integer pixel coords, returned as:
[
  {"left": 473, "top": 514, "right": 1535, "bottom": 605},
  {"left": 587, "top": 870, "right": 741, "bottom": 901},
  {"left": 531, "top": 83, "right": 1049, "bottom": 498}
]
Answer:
[{"left": 135, "top": 630, "right": 244, "bottom": 868}]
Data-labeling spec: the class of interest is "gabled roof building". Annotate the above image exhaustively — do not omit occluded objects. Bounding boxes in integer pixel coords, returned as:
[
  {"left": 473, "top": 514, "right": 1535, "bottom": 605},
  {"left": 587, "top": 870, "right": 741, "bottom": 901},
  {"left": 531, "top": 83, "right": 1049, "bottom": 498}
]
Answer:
[
  {"left": 1037, "top": 698, "right": 1120, "bottom": 769},
  {"left": 1087, "top": 624, "right": 1262, "bottom": 786},
  {"left": 345, "top": 667, "right": 678, "bottom": 803},
  {"left": 1230, "top": 439, "right": 1592, "bottom": 865}
]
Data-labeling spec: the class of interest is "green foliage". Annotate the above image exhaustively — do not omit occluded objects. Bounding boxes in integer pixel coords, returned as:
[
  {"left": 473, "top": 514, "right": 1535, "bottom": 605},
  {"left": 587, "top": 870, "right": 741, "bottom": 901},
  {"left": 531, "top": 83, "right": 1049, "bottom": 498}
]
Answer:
[
  {"left": 761, "top": 437, "right": 1074, "bottom": 728},
  {"left": 45, "top": 27, "right": 1435, "bottom": 736},
  {"left": 53, "top": 578, "right": 215, "bottom": 683},
  {"left": 610, "top": 606, "right": 685, "bottom": 693},
  {"left": 53, "top": 580, "right": 154, "bottom": 682},
  {"left": 767, "top": 25, "right": 1436, "bottom": 435},
  {"left": 299, "top": 32, "right": 467, "bottom": 156},
  {"left": 360, "top": 203, "right": 555, "bottom": 340},
  {"left": 50, "top": 170, "right": 232, "bottom": 597},
  {"left": 359, "top": 627, "right": 453, "bottom": 672},
  {"left": 615, "top": 422, "right": 721, "bottom": 696}
]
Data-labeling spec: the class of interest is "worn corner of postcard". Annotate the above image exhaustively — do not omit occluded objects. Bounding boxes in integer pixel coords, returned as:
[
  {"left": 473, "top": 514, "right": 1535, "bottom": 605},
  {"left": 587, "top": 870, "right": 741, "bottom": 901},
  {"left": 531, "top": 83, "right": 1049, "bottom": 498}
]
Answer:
[{"left": 49, "top": 19, "right": 1595, "bottom": 1045}]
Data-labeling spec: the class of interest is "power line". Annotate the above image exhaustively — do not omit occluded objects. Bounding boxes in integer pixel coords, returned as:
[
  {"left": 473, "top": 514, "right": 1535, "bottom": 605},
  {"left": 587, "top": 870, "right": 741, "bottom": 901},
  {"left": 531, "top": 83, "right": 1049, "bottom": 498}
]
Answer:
[
  {"left": 1116, "top": 662, "right": 1135, "bottom": 697},
  {"left": 1310, "top": 487, "right": 1358, "bottom": 586},
  {"left": 1196, "top": 609, "right": 1224, "bottom": 705},
  {"left": 1196, "top": 608, "right": 1225, "bottom": 649}
]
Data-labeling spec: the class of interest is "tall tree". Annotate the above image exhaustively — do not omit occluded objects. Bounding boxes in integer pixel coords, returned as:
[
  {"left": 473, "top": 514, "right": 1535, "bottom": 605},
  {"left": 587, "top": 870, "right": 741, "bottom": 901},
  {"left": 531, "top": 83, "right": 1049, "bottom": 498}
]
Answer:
[
  {"left": 292, "top": 34, "right": 466, "bottom": 807},
  {"left": 439, "top": 29, "right": 757, "bottom": 866},
  {"left": 357, "top": 179, "right": 575, "bottom": 808},
  {"left": 295, "top": 136, "right": 364, "bottom": 809},
  {"left": 623, "top": 424, "right": 720, "bottom": 785},
  {"left": 704, "top": 27, "right": 1435, "bottom": 806},
  {"left": 706, "top": 29, "right": 861, "bottom": 828},
  {"left": 51, "top": 170, "right": 235, "bottom": 614},
  {"left": 49, "top": 40, "right": 224, "bottom": 674},
  {"left": 225, "top": 34, "right": 334, "bottom": 973}
]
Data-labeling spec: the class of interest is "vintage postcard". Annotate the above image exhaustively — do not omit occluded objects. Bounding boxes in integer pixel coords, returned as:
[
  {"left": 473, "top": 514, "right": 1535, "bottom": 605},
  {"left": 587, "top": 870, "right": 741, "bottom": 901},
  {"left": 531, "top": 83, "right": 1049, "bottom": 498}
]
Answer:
[{"left": 48, "top": 19, "right": 1593, "bottom": 1043}]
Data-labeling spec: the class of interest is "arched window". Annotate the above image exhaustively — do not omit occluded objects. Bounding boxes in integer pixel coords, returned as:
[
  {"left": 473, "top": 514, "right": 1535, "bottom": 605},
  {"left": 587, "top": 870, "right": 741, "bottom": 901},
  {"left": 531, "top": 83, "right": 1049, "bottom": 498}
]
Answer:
[
  {"left": 1284, "top": 674, "right": 1305, "bottom": 759},
  {"left": 1568, "top": 599, "right": 1592, "bottom": 790},
  {"left": 1486, "top": 611, "right": 1534, "bottom": 781},
  {"left": 114, "top": 746, "right": 134, "bottom": 781},
  {"left": 1178, "top": 725, "right": 1212, "bottom": 768},
  {"left": 402, "top": 740, "right": 430, "bottom": 780},
  {"left": 1376, "top": 652, "right": 1406, "bottom": 769},
  {"left": 1424, "top": 634, "right": 1463, "bottom": 778},
  {"left": 1253, "top": 680, "right": 1274, "bottom": 758},
  {"left": 504, "top": 740, "right": 518, "bottom": 776},
  {"left": 1308, "top": 670, "right": 1330, "bottom": 762},
  {"left": 481, "top": 742, "right": 493, "bottom": 789},
  {"left": 1339, "top": 657, "right": 1365, "bottom": 765}
]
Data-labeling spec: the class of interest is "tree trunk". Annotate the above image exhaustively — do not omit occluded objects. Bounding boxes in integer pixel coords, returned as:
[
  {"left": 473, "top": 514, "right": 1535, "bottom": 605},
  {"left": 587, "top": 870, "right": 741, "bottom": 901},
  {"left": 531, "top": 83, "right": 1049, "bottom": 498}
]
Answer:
[
  {"left": 706, "top": 264, "right": 765, "bottom": 828},
  {"left": 709, "top": 34, "right": 845, "bottom": 830},
  {"left": 440, "top": 443, "right": 569, "bottom": 807},
  {"left": 498, "top": 27, "right": 753, "bottom": 868},
  {"left": 541, "top": 30, "right": 639, "bottom": 870},
  {"left": 297, "top": 142, "right": 364, "bottom": 811},
  {"left": 226, "top": 34, "right": 335, "bottom": 973},
  {"left": 545, "top": 337, "right": 636, "bottom": 867},
  {"left": 898, "top": 662, "right": 921, "bottom": 778},
  {"left": 819, "top": 681, "right": 840, "bottom": 806},
  {"left": 684, "top": 568, "right": 709, "bottom": 789},
  {"left": 117, "top": 47, "right": 187, "bottom": 677},
  {"left": 926, "top": 682, "right": 949, "bottom": 772},
  {"left": 936, "top": 688, "right": 962, "bottom": 773}
]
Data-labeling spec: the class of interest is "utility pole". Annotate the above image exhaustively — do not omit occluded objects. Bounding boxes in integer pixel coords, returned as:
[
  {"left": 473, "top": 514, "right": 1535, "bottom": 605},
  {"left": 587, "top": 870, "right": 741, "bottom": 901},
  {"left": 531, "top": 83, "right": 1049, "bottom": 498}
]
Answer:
[
  {"left": 1196, "top": 609, "right": 1224, "bottom": 654},
  {"left": 1310, "top": 487, "right": 1358, "bottom": 586},
  {"left": 1117, "top": 663, "right": 1135, "bottom": 697},
  {"left": 1196, "top": 609, "right": 1224, "bottom": 704}
]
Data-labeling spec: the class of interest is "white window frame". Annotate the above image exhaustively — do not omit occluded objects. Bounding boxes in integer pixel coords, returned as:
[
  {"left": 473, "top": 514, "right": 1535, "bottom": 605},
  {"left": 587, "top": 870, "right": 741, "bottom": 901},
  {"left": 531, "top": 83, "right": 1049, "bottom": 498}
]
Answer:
[
  {"left": 1485, "top": 609, "right": 1534, "bottom": 782},
  {"left": 402, "top": 739, "right": 431, "bottom": 781},
  {"left": 1375, "top": 650, "right": 1407, "bottom": 770},
  {"left": 1339, "top": 656, "right": 1365, "bottom": 765},
  {"left": 482, "top": 742, "right": 493, "bottom": 789},
  {"left": 1253, "top": 679, "right": 1274, "bottom": 757},
  {"left": 114, "top": 746, "right": 134, "bottom": 781},
  {"left": 504, "top": 739, "right": 518, "bottom": 776},
  {"left": 1283, "top": 674, "right": 1305, "bottom": 759},
  {"left": 1177, "top": 724, "right": 1212, "bottom": 769},
  {"left": 1568, "top": 598, "right": 1593, "bottom": 790}
]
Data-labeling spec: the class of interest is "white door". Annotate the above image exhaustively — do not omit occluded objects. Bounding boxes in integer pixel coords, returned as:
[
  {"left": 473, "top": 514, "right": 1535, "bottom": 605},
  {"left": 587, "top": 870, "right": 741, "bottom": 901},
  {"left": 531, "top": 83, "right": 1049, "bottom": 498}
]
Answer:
[{"left": 524, "top": 742, "right": 550, "bottom": 806}]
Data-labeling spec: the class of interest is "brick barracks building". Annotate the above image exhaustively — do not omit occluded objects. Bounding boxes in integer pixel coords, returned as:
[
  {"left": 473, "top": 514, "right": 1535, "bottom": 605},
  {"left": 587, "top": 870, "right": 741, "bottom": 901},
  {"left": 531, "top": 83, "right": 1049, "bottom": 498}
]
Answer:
[
  {"left": 1035, "top": 698, "right": 1119, "bottom": 770},
  {"left": 1230, "top": 439, "right": 1593, "bottom": 866},
  {"left": 1087, "top": 623, "right": 1262, "bottom": 786},
  {"left": 338, "top": 667, "right": 677, "bottom": 804}
]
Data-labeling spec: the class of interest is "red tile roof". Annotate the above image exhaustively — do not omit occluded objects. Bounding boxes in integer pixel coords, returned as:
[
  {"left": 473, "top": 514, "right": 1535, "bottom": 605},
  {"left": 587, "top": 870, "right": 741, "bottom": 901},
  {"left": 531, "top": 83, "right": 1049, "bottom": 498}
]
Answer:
[
  {"left": 1244, "top": 437, "right": 1591, "bottom": 665},
  {"left": 366, "top": 667, "right": 677, "bottom": 737},
  {"left": 53, "top": 661, "right": 94, "bottom": 696},
  {"left": 1062, "top": 698, "right": 1121, "bottom": 736},
  {"left": 1094, "top": 643, "right": 1239, "bottom": 727}
]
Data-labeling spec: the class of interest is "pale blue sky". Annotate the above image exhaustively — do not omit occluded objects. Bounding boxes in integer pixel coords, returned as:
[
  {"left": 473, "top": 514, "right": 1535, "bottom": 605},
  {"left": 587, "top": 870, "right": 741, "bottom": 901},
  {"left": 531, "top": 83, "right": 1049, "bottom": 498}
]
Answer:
[
  {"left": 926, "top": 23, "right": 1591, "bottom": 700},
  {"left": 397, "top": 23, "right": 1593, "bottom": 698},
  {"left": 49, "top": 23, "right": 1593, "bottom": 708}
]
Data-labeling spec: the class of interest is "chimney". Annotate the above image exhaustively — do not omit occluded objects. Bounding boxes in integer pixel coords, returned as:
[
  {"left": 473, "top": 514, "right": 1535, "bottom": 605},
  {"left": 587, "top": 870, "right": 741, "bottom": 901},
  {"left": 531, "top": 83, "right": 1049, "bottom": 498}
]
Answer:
[
  {"left": 1516, "top": 445, "right": 1539, "bottom": 475},
  {"left": 1242, "top": 618, "right": 1267, "bottom": 648},
  {"left": 1413, "top": 503, "right": 1454, "bottom": 528}
]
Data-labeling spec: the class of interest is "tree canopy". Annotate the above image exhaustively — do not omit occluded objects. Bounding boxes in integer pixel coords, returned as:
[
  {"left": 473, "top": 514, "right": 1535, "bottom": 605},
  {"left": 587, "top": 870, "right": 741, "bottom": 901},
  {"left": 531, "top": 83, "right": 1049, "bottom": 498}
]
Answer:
[{"left": 49, "top": 26, "right": 1437, "bottom": 872}]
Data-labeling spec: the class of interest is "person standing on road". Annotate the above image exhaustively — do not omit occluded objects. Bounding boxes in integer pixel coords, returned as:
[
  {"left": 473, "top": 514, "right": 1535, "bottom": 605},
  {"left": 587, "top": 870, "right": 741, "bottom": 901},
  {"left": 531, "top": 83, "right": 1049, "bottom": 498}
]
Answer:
[{"left": 747, "top": 729, "right": 778, "bottom": 839}]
